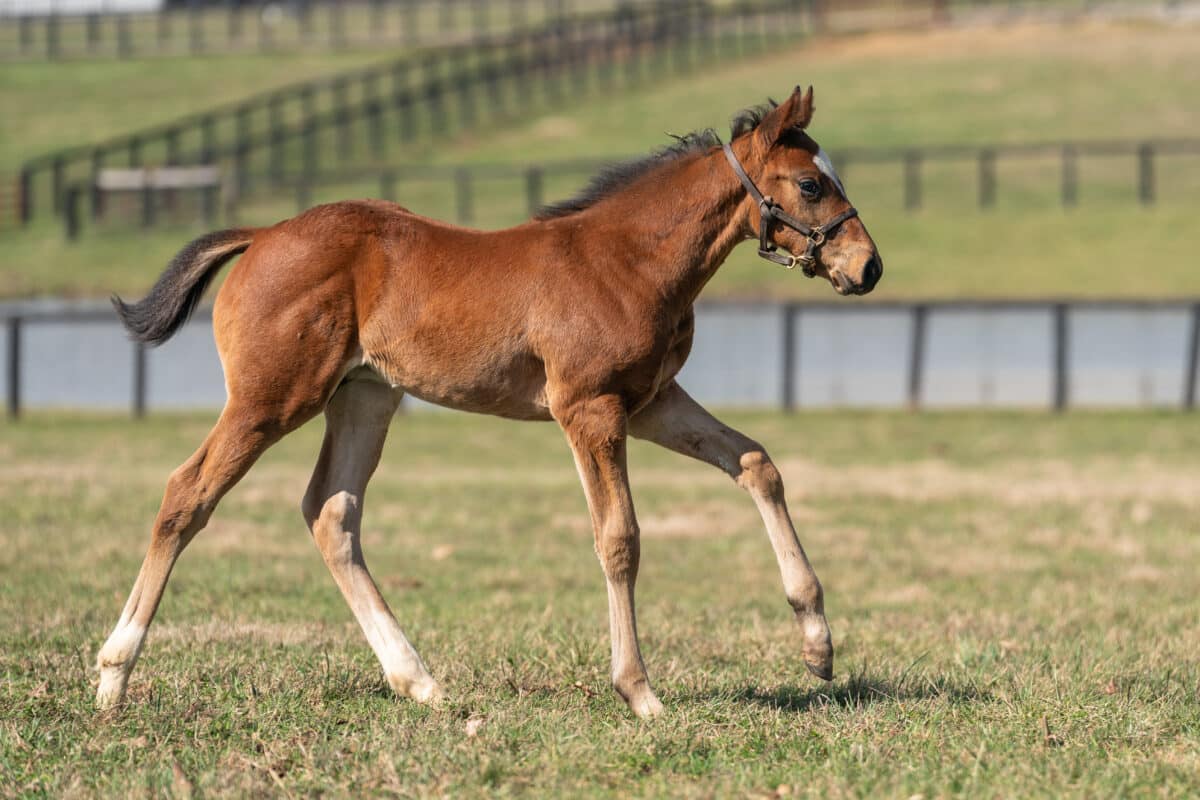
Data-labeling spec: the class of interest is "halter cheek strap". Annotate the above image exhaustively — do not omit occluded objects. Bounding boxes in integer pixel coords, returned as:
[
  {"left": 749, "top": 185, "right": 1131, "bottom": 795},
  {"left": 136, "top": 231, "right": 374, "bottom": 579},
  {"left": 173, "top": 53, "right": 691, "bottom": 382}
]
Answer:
[{"left": 722, "top": 143, "right": 858, "bottom": 277}]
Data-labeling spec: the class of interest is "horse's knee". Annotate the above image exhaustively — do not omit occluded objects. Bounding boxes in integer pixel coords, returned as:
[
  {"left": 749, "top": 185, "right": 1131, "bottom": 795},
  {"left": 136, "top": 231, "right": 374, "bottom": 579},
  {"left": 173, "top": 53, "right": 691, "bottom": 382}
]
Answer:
[
  {"left": 309, "top": 490, "right": 359, "bottom": 564},
  {"left": 596, "top": 522, "right": 640, "bottom": 580},
  {"left": 736, "top": 447, "right": 784, "bottom": 499}
]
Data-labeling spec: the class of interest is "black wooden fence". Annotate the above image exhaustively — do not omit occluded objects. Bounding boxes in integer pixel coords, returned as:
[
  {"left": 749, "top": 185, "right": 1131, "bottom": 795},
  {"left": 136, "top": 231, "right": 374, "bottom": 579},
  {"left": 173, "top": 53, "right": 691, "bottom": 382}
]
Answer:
[
  {"left": 0, "top": 0, "right": 614, "bottom": 61},
  {"left": 58, "top": 134, "right": 1200, "bottom": 239},
  {"left": 5, "top": 299, "right": 1199, "bottom": 418},
  {"left": 20, "top": 0, "right": 809, "bottom": 227},
  {"left": 1, "top": 0, "right": 1181, "bottom": 62}
]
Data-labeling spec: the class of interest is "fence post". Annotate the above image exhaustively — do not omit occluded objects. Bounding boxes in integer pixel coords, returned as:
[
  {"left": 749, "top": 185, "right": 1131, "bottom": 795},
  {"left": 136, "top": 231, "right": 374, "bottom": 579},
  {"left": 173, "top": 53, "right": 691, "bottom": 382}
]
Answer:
[
  {"left": 907, "top": 304, "right": 927, "bottom": 410},
  {"left": 525, "top": 165, "right": 543, "bottom": 216},
  {"left": 1138, "top": 142, "right": 1155, "bottom": 206},
  {"left": 371, "top": 0, "right": 386, "bottom": 41},
  {"left": 903, "top": 151, "right": 922, "bottom": 212},
  {"left": 90, "top": 149, "right": 106, "bottom": 220},
  {"left": 978, "top": 148, "right": 995, "bottom": 209},
  {"left": 299, "top": 0, "right": 313, "bottom": 42},
  {"left": 64, "top": 184, "right": 82, "bottom": 240},
  {"left": 330, "top": 1, "right": 346, "bottom": 49},
  {"left": 1053, "top": 302, "right": 1069, "bottom": 412},
  {"left": 380, "top": 170, "right": 396, "bottom": 202},
  {"left": 85, "top": 13, "right": 100, "bottom": 53},
  {"left": 51, "top": 156, "right": 66, "bottom": 215},
  {"left": 46, "top": 13, "right": 59, "bottom": 60},
  {"left": 781, "top": 304, "right": 797, "bottom": 412},
  {"left": 365, "top": 73, "right": 385, "bottom": 158},
  {"left": 302, "top": 117, "right": 318, "bottom": 185},
  {"left": 117, "top": 13, "right": 132, "bottom": 58},
  {"left": 6, "top": 317, "right": 19, "bottom": 421},
  {"left": 188, "top": 0, "right": 204, "bottom": 54},
  {"left": 455, "top": 167, "right": 474, "bottom": 224},
  {"left": 455, "top": 59, "right": 476, "bottom": 131},
  {"left": 296, "top": 175, "right": 312, "bottom": 214},
  {"left": 227, "top": 0, "right": 242, "bottom": 45},
  {"left": 142, "top": 175, "right": 156, "bottom": 228},
  {"left": 403, "top": 0, "right": 419, "bottom": 46},
  {"left": 235, "top": 106, "right": 252, "bottom": 196},
  {"left": 19, "top": 165, "right": 33, "bottom": 226},
  {"left": 333, "top": 78, "right": 351, "bottom": 160},
  {"left": 1061, "top": 144, "right": 1078, "bottom": 208},
  {"left": 132, "top": 341, "right": 147, "bottom": 419},
  {"left": 1184, "top": 303, "right": 1200, "bottom": 411},
  {"left": 269, "top": 95, "right": 284, "bottom": 185},
  {"left": 19, "top": 15, "right": 33, "bottom": 55},
  {"left": 425, "top": 59, "right": 447, "bottom": 136}
]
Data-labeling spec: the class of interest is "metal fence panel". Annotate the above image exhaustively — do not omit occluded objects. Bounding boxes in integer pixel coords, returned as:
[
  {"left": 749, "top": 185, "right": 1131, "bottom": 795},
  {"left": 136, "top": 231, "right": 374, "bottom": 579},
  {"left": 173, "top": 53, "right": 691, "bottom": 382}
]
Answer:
[
  {"left": 921, "top": 308, "right": 1054, "bottom": 407},
  {"left": 22, "top": 319, "right": 132, "bottom": 409},
  {"left": 793, "top": 308, "right": 910, "bottom": 408},
  {"left": 1069, "top": 307, "right": 1191, "bottom": 407},
  {"left": 679, "top": 305, "right": 783, "bottom": 407},
  {"left": 145, "top": 323, "right": 226, "bottom": 409},
  {"left": 0, "top": 320, "right": 8, "bottom": 407}
]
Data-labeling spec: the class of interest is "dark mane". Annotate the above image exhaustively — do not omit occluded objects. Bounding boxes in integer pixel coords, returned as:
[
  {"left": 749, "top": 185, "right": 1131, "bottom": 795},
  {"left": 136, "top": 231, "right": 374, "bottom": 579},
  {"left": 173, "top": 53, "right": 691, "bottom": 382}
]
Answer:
[{"left": 534, "top": 101, "right": 778, "bottom": 221}]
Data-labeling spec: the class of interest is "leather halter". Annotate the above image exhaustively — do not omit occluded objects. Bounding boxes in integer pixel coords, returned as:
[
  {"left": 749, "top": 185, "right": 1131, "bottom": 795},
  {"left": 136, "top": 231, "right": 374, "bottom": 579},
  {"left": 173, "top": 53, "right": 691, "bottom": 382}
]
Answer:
[{"left": 723, "top": 143, "right": 859, "bottom": 277}]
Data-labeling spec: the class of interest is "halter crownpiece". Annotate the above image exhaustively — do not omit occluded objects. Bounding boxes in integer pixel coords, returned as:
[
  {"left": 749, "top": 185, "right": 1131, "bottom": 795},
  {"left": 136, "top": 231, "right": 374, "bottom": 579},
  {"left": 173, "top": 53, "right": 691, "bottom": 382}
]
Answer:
[{"left": 722, "top": 143, "right": 858, "bottom": 277}]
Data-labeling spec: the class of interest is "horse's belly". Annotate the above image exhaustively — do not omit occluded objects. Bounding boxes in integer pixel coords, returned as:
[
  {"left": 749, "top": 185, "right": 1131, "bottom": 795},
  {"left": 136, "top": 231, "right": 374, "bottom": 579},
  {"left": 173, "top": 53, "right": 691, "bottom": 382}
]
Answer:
[{"left": 364, "top": 342, "right": 552, "bottom": 421}]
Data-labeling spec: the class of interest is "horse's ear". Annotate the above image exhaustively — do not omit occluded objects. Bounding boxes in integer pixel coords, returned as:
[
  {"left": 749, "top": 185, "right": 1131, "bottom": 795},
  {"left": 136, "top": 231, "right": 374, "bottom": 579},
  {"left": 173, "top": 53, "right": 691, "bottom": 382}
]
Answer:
[{"left": 757, "top": 86, "right": 815, "bottom": 148}]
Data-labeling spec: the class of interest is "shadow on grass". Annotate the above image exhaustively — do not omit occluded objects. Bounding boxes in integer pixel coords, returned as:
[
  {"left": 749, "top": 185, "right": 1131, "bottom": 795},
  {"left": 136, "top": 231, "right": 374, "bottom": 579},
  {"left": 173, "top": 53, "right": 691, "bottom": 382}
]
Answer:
[{"left": 706, "top": 669, "right": 991, "bottom": 713}]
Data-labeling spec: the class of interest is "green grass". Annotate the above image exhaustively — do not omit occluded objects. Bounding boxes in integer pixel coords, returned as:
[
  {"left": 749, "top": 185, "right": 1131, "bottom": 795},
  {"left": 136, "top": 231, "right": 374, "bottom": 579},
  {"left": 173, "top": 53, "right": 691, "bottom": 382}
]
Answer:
[
  {"left": 1, "top": 410, "right": 1199, "bottom": 796},
  {"left": 0, "top": 51, "right": 393, "bottom": 175},
  {"left": 4, "top": 17, "right": 1200, "bottom": 301}
]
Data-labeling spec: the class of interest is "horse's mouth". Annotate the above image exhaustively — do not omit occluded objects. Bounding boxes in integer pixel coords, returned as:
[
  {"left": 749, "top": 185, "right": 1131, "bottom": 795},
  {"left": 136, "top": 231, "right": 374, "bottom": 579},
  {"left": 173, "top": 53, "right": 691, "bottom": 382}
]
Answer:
[{"left": 829, "top": 267, "right": 877, "bottom": 297}]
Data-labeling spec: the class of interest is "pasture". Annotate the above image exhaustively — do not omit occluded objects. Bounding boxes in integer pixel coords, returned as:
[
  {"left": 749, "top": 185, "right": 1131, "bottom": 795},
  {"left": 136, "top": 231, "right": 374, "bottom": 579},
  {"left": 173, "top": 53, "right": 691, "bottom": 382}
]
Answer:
[
  {"left": 3, "top": 18, "right": 1200, "bottom": 299},
  {"left": 2, "top": 410, "right": 1198, "bottom": 796}
]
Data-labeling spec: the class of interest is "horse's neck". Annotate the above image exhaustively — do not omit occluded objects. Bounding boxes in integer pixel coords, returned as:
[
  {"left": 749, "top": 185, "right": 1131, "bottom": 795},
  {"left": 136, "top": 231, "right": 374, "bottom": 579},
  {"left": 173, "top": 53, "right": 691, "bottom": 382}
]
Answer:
[{"left": 591, "top": 150, "right": 748, "bottom": 311}]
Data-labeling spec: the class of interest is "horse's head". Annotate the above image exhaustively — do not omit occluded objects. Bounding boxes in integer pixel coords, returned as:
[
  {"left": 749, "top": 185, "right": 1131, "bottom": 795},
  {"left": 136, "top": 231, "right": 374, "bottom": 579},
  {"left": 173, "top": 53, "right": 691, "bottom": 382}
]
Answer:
[{"left": 731, "top": 86, "right": 882, "bottom": 296}]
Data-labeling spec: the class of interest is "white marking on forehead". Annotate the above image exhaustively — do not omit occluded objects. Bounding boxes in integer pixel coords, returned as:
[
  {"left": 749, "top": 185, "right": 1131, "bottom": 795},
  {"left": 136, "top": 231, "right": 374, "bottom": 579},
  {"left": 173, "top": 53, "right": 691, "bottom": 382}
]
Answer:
[{"left": 813, "top": 148, "right": 848, "bottom": 199}]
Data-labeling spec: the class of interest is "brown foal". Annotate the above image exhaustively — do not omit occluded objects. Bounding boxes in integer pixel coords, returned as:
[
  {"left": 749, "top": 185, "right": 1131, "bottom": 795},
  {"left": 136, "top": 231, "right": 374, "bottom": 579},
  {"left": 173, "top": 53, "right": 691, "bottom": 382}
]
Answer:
[{"left": 97, "top": 86, "right": 881, "bottom": 718}]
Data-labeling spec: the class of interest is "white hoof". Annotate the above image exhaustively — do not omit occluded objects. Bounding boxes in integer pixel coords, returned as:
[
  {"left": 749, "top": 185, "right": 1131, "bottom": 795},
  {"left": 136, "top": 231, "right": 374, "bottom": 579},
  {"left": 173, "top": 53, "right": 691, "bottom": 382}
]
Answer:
[
  {"left": 389, "top": 673, "right": 445, "bottom": 706},
  {"left": 95, "top": 671, "right": 128, "bottom": 711}
]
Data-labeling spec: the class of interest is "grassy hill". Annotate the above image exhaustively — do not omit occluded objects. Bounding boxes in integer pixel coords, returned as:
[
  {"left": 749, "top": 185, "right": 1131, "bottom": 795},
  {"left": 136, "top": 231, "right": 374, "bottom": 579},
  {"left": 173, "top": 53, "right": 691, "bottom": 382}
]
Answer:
[{"left": 3, "top": 18, "right": 1199, "bottom": 300}]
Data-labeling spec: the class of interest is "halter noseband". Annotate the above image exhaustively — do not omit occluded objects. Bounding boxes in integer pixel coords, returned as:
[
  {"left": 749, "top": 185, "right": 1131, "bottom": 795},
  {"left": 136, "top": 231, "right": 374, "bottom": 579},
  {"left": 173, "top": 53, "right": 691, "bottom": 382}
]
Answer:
[{"left": 722, "top": 143, "right": 858, "bottom": 277}]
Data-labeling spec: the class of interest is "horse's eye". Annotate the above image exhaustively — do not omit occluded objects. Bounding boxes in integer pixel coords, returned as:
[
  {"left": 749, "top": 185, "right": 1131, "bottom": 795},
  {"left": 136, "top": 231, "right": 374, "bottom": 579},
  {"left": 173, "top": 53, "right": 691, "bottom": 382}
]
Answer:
[{"left": 798, "top": 178, "right": 821, "bottom": 200}]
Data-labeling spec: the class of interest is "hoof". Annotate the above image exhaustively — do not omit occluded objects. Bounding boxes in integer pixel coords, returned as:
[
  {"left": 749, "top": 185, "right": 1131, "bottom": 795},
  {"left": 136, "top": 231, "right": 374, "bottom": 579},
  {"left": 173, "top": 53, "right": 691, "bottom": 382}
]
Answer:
[
  {"left": 630, "top": 693, "right": 665, "bottom": 720},
  {"left": 797, "top": 612, "right": 834, "bottom": 682},
  {"left": 390, "top": 673, "right": 445, "bottom": 706},
  {"left": 410, "top": 680, "right": 446, "bottom": 706},
  {"left": 95, "top": 671, "right": 129, "bottom": 711},
  {"left": 804, "top": 659, "right": 834, "bottom": 682}
]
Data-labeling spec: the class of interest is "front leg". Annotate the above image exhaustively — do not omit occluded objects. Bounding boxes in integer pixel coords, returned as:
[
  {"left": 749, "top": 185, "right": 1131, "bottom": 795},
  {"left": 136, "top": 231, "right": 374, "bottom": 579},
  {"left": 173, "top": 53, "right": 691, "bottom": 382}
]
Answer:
[
  {"left": 554, "top": 394, "right": 664, "bottom": 719},
  {"left": 629, "top": 381, "right": 834, "bottom": 682}
]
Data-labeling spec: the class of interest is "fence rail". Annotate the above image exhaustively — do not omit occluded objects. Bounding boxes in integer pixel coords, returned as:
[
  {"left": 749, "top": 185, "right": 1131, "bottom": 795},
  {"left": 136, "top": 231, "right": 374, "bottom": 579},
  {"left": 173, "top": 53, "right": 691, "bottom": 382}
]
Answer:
[
  {"left": 57, "top": 131, "right": 1200, "bottom": 239},
  {"left": 4, "top": 299, "right": 1199, "bottom": 418},
  {"left": 1, "top": 0, "right": 1186, "bottom": 62},
  {"left": 0, "top": 0, "right": 628, "bottom": 61},
  {"left": 20, "top": 0, "right": 810, "bottom": 227}
]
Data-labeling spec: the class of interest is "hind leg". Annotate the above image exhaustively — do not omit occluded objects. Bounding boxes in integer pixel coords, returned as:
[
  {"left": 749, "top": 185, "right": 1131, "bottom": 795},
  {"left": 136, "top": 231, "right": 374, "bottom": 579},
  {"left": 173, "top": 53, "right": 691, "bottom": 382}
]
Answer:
[
  {"left": 96, "top": 403, "right": 303, "bottom": 709},
  {"left": 301, "top": 378, "right": 442, "bottom": 704}
]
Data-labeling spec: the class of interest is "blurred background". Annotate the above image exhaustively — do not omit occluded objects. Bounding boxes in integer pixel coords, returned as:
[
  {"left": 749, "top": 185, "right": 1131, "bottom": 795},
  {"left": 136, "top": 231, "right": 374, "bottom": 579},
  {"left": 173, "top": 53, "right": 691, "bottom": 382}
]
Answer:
[{"left": 1, "top": 0, "right": 1199, "bottom": 414}]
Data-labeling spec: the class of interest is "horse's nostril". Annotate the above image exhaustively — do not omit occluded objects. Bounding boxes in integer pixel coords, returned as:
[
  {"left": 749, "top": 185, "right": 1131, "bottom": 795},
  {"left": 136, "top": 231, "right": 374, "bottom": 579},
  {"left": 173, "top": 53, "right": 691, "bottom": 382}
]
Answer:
[{"left": 862, "top": 255, "right": 882, "bottom": 288}]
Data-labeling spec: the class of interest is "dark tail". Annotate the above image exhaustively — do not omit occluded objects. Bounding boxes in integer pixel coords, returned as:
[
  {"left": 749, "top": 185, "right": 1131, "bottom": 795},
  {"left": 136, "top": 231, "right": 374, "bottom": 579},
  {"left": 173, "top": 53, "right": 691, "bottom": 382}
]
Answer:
[{"left": 112, "top": 228, "right": 256, "bottom": 346}]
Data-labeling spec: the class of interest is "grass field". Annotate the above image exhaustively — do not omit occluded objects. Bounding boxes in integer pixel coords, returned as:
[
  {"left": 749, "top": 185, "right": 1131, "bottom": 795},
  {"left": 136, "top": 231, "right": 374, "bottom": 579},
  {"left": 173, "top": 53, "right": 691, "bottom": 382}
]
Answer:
[
  {"left": 2, "top": 410, "right": 1198, "bottom": 796},
  {"left": 3, "top": 18, "right": 1199, "bottom": 301}
]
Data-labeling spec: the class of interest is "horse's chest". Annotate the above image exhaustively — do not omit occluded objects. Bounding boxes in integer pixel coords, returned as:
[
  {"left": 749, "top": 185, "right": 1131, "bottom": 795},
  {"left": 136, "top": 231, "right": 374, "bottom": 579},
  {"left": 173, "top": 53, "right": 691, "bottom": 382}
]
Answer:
[{"left": 624, "top": 311, "right": 695, "bottom": 412}]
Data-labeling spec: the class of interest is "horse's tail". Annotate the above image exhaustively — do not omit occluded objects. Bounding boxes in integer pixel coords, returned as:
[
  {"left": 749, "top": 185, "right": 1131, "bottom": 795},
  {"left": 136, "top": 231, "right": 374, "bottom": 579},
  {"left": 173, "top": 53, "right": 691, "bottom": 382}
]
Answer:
[{"left": 112, "top": 228, "right": 257, "bottom": 347}]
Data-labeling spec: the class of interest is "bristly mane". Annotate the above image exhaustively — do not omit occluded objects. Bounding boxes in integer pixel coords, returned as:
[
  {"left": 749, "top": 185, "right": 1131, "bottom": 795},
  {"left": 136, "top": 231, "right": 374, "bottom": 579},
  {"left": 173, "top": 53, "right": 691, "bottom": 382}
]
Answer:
[{"left": 534, "top": 101, "right": 778, "bottom": 221}]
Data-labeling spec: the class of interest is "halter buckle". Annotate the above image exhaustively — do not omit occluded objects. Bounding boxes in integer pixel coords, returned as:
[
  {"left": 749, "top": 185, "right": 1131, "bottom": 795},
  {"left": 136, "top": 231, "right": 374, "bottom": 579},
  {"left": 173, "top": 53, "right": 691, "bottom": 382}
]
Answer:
[{"left": 808, "top": 229, "right": 826, "bottom": 247}]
